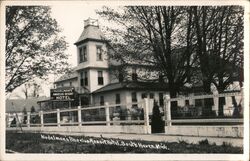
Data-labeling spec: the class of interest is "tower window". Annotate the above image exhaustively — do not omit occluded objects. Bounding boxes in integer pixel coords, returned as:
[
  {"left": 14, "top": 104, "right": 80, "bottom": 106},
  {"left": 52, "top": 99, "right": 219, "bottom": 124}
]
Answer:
[
  {"left": 96, "top": 46, "right": 103, "bottom": 61},
  {"left": 98, "top": 71, "right": 104, "bottom": 85},
  {"left": 80, "top": 71, "right": 88, "bottom": 86},
  {"left": 84, "top": 71, "right": 88, "bottom": 86},
  {"left": 79, "top": 46, "right": 87, "bottom": 63}
]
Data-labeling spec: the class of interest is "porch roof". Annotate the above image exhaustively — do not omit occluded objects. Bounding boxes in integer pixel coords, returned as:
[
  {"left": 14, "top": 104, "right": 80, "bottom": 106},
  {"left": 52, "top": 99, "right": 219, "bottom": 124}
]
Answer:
[{"left": 92, "top": 81, "right": 169, "bottom": 94}]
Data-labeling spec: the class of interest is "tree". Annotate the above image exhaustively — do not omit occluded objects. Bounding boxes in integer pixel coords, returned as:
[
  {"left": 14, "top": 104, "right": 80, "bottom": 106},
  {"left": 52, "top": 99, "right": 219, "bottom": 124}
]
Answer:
[
  {"left": 98, "top": 6, "right": 197, "bottom": 99},
  {"left": 30, "top": 106, "right": 35, "bottom": 113},
  {"left": 21, "top": 80, "right": 42, "bottom": 99},
  {"left": 193, "top": 6, "right": 244, "bottom": 116},
  {"left": 5, "top": 6, "right": 70, "bottom": 93},
  {"left": 98, "top": 6, "right": 200, "bottom": 117},
  {"left": 22, "top": 107, "right": 27, "bottom": 124},
  {"left": 98, "top": 6, "right": 244, "bottom": 117}
]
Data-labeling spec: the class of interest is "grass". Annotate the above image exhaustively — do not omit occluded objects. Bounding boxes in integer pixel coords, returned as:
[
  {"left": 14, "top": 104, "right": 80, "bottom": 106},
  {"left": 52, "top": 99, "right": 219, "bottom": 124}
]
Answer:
[{"left": 6, "top": 131, "right": 243, "bottom": 153}]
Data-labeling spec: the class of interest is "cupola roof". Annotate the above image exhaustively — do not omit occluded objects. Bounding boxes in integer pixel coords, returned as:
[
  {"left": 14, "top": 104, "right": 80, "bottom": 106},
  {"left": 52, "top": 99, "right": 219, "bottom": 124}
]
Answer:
[{"left": 74, "top": 18, "right": 106, "bottom": 45}]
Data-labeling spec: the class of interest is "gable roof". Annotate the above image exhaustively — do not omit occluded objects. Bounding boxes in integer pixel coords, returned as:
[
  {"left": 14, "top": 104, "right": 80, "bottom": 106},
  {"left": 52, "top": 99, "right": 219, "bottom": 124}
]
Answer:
[
  {"left": 92, "top": 81, "right": 169, "bottom": 94},
  {"left": 54, "top": 68, "right": 78, "bottom": 83},
  {"left": 5, "top": 97, "right": 49, "bottom": 113}
]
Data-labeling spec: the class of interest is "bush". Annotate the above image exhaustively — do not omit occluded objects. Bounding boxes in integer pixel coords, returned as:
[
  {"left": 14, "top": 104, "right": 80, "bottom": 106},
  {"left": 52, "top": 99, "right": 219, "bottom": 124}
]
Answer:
[{"left": 199, "top": 139, "right": 209, "bottom": 145}]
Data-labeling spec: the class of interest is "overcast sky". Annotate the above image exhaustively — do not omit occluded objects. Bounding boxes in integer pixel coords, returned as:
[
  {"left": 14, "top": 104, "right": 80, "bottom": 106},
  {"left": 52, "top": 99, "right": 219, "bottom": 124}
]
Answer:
[{"left": 51, "top": 4, "right": 105, "bottom": 67}]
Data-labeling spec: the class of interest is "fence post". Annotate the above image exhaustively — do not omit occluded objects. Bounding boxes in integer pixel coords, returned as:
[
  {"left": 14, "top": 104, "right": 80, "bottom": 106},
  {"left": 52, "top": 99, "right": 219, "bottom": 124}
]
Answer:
[
  {"left": 164, "top": 95, "right": 172, "bottom": 126},
  {"left": 27, "top": 112, "right": 30, "bottom": 128},
  {"left": 6, "top": 113, "right": 9, "bottom": 127},
  {"left": 143, "top": 98, "right": 150, "bottom": 134},
  {"left": 105, "top": 103, "right": 110, "bottom": 126},
  {"left": 40, "top": 111, "right": 44, "bottom": 127},
  {"left": 57, "top": 109, "right": 60, "bottom": 127},
  {"left": 78, "top": 106, "right": 82, "bottom": 126}
]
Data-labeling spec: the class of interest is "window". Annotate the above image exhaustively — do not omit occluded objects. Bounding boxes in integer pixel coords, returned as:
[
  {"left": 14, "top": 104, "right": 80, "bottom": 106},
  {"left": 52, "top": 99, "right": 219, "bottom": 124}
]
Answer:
[
  {"left": 69, "top": 82, "right": 72, "bottom": 86},
  {"left": 149, "top": 93, "right": 154, "bottom": 99},
  {"left": 159, "top": 93, "right": 164, "bottom": 106},
  {"left": 98, "top": 71, "right": 104, "bottom": 85},
  {"left": 84, "top": 71, "right": 88, "bottom": 86},
  {"left": 100, "top": 96, "right": 104, "bottom": 105},
  {"left": 79, "top": 46, "right": 87, "bottom": 63},
  {"left": 132, "top": 92, "right": 137, "bottom": 102},
  {"left": 96, "top": 46, "right": 103, "bottom": 61},
  {"left": 61, "top": 83, "right": 64, "bottom": 87},
  {"left": 116, "top": 94, "right": 121, "bottom": 104},
  {"left": 141, "top": 93, "right": 147, "bottom": 99},
  {"left": 80, "top": 71, "right": 88, "bottom": 86},
  {"left": 185, "top": 100, "right": 190, "bottom": 106},
  {"left": 80, "top": 72, "right": 84, "bottom": 87},
  {"left": 195, "top": 99, "right": 203, "bottom": 106}
]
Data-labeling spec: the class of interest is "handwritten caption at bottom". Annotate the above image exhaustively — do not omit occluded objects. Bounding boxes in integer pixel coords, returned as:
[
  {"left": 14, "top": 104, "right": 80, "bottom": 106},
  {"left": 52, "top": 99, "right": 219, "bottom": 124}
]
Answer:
[{"left": 41, "top": 134, "right": 169, "bottom": 150}]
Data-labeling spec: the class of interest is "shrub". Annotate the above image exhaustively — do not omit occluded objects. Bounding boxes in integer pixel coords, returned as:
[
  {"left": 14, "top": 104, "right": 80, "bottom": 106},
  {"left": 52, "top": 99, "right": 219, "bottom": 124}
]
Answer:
[{"left": 199, "top": 139, "right": 209, "bottom": 145}]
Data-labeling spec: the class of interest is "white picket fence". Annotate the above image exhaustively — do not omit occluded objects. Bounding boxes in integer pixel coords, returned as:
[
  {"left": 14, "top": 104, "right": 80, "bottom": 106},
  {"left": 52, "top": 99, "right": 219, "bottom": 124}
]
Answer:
[
  {"left": 6, "top": 100, "right": 149, "bottom": 128},
  {"left": 163, "top": 92, "right": 244, "bottom": 126},
  {"left": 6, "top": 92, "right": 243, "bottom": 131}
]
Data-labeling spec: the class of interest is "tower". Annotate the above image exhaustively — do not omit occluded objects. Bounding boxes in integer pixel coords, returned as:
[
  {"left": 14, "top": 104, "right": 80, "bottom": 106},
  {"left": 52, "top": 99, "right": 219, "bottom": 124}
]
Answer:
[{"left": 74, "top": 18, "right": 110, "bottom": 105}]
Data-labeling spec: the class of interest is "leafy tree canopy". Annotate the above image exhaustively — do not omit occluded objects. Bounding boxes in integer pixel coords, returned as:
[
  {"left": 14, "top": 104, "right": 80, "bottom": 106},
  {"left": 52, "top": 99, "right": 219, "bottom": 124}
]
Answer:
[{"left": 6, "top": 6, "right": 69, "bottom": 93}]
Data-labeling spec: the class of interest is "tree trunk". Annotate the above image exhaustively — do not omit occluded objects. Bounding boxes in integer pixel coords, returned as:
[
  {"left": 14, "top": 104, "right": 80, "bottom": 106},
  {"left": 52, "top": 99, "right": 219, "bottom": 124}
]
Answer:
[
  {"left": 169, "top": 86, "right": 178, "bottom": 118},
  {"left": 218, "top": 96, "right": 225, "bottom": 117}
]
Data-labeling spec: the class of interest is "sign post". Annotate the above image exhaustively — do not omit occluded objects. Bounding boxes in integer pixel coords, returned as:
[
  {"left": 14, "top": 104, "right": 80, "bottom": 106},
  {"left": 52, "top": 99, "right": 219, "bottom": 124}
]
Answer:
[{"left": 50, "top": 87, "right": 75, "bottom": 123}]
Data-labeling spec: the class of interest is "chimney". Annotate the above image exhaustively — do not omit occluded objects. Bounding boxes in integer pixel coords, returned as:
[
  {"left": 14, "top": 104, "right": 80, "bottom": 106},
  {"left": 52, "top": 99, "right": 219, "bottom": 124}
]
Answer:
[{"left": 84, "top": 18, "right": 99, "bottom": 28}]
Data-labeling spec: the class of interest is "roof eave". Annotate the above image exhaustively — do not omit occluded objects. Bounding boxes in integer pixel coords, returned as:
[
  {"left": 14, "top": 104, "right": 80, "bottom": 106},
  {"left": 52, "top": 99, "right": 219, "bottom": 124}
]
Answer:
[{"left": 74, "top": 38, "right": 109, "bottom": 46}]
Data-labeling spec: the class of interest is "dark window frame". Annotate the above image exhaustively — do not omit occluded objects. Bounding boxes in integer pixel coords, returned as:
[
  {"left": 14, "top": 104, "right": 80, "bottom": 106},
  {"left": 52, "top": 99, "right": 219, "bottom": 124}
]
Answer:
[
  {"left": 96, "top": 45, "right": 103, "bottom": 61},
  {"left": 100, "top": 96, "right": 104, "bottom": 105},
  {"left": 79, "top": 46, "right": 87, "bottom": 63},
  {"left": 84, "top": 71, "right": 88, "bottom": 86},
  {"left": 132, "top": 92, "right": 137, "bottom": 102},
  {"left": 98, "top": 71, "right": 104, "bottom": 85},
  {"left": 116, "top": 93, "right": 121, "bottom": 104}
]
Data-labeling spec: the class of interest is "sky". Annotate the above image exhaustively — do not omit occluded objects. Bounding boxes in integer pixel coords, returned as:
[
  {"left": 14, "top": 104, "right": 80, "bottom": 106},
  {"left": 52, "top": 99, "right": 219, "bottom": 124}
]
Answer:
[
  {"left": 8, "top": 4, "right": 108, "bottom": 99},
  {"left": 50, "top": 4, "right": 105, "bottom": 67}
]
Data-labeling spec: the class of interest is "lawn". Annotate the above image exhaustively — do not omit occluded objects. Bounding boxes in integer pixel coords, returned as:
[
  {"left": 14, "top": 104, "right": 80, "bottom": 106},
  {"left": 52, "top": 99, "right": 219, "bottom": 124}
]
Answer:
[{"left": 6, "top": 131, "right": 243, "bottom": 153}]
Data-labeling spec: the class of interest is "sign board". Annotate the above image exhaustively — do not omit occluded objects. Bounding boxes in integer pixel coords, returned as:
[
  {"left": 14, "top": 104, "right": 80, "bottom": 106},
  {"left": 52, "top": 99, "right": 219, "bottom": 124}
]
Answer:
[{"left": 50, "top": 87, "right": 75, "bottom": 101}]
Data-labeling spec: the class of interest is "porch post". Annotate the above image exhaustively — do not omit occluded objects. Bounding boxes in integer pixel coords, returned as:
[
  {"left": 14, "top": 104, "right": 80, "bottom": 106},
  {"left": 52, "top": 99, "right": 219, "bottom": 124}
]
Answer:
[
  {"left": 57, "top": 109, "right": 60, "bottom": 127},
  {"left": 27, "top": 112, "right": 30, "bottom": 128},
  {"left": 143, "top": 98, "right": 150, "bottom": 134},
  {"left": 105, "top": 102, "right": 110, "bottom": 126},
  {"left": 40, "top": 111, "right": 44, "bottom": 127},
  {"left": 78, "top": 106, "right": 82, "bottom": 126},
  {"left": 164, "top": 95, "right": 172, "bottom": 126}
]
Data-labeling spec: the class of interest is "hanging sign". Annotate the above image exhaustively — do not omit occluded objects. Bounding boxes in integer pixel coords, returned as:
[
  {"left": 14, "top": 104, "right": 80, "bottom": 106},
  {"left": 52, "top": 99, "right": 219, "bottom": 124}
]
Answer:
[{"left": 50, "top": 87, "right": 75, "bottom": 101}]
